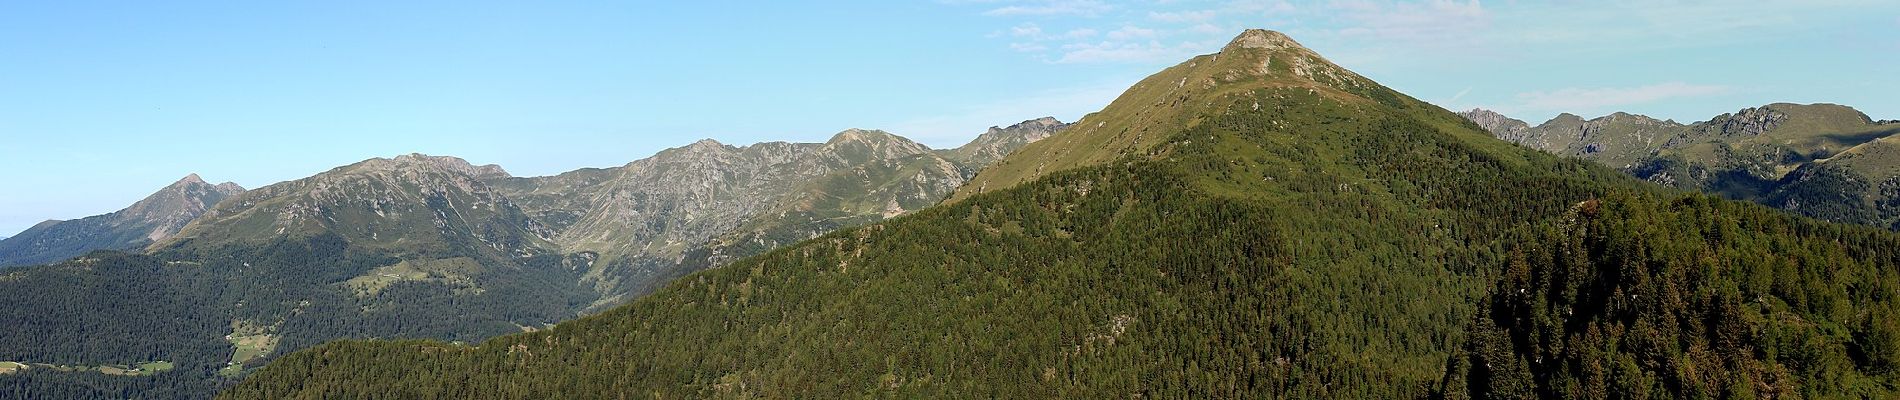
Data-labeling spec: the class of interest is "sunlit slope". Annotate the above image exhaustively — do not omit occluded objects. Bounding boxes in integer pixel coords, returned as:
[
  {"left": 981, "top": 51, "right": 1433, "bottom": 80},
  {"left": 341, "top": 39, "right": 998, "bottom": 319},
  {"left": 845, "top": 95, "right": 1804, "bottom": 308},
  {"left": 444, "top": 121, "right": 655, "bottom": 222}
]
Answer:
[{"left": 227, "top": 29, "right": 1667, "bottom": 398}]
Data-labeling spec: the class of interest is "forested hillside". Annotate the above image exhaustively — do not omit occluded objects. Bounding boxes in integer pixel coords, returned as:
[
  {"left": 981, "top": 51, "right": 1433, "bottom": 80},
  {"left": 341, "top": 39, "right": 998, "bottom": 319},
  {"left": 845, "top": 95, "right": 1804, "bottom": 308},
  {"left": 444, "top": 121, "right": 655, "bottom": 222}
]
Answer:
[
  {"left": 1441, "top": 194, "right": 1900, "bottom": 399},
  {"left": 224, "top": 29, "right": 1900, "bottom": 399}
]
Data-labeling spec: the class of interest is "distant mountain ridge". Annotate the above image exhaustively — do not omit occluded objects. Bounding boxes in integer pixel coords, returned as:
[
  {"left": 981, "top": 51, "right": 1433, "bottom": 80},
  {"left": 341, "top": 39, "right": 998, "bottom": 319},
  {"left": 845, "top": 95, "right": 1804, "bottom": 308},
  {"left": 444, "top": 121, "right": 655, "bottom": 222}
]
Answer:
[
  {"left": 941, "top": 116, "right": 1071, "bottom": 168},
  {"left": 0, "top": 174, "right": 243, "bottom": 267},
  {"left": 155, "top": 154, "right": 554, "bottom": 262},
  {"left": 0, "top": 119, "right": 1063, "bottom": 397},
  {"left": 1459, "top": 104, "right": 1900, "bottom": 228},
  {"left": 487, "top": 123, "right": 1068, "bottom": 308}
]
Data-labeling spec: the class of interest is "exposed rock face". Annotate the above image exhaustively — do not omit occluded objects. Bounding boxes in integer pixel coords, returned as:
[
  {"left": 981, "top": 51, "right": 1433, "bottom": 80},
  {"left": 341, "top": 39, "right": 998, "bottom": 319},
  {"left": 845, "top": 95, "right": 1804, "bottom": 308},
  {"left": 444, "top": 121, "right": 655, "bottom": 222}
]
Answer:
[
  {"left": 944, "top": 117, "right": 1072, "bottom": 169},
  {"left": 1701, "top": 106, "right": 1788, "bottom": 137},
  {"left": 0, "top": 174, "right": 244, "bottom": 267},
  {"left": 1475, "top": 112, "right": 1683, "bottom": 168},
  {"left": 489, "top": 122, "right": 1063, "bottom": 306},
  {"left": 1457, "top": 109, "right": 1530, "bottom": 143}
]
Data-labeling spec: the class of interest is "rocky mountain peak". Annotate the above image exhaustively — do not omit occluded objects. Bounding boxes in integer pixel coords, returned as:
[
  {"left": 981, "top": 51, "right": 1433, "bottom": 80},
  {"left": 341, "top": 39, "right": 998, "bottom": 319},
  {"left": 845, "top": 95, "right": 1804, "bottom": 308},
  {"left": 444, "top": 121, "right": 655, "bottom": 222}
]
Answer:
[
  {"left": 357, "top": 153, "right": 511, "bottom": 181},
  {"left": 1, "top": 173, "right": 248, "bottom": 266},
  {"left": 176, "top": 173, "right": 206, "bottom": 186},
  {"left": 1007, "top": 117, "right": 1064, "bottom": 131},
  {"left": 826, "top": 128, "right": 887, "bottom": 144},
  {"left": 1186, "top": 28, "right": 1377, "bottom": 104},
  {"left": 821, "top": 129, "right": 930, "bottom": 159},
  {"left": 1457, "top": 109, "right": 1531, "bottom": 143},
  {"left": 1223, "top": 29, "right": 1302, "bottom": 52},
  {"left": 947, "top": 117, "right": 1070, "bottom": 167},
  {"left": 1700, "top": 105, "right": 1789, "bottom": 137},
  {"left": 663, "top": 139, "right": 735, "bottom": 158},
  {"left": 121, "top": 174, "right": 245, "bottom": 242}
]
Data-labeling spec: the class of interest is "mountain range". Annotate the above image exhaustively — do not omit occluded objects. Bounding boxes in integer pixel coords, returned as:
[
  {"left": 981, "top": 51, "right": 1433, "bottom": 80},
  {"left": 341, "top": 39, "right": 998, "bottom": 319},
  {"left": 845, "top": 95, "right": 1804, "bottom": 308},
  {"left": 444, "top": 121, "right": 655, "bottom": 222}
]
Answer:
[
  {"left": 0, "top": 175, "right": 243, "bottom": 267},
  {"left": 1458, "top": 104, "right": 1900, "bottom": 229},
  {"left": 0, "top": 120, "right": 1062, "bottom": 397},
  {"left": 224, "top": 29, "right": 1900, "bottom": 399},
  {"left": 5, "top": 28, "right": 1898, "bottom": 399}
]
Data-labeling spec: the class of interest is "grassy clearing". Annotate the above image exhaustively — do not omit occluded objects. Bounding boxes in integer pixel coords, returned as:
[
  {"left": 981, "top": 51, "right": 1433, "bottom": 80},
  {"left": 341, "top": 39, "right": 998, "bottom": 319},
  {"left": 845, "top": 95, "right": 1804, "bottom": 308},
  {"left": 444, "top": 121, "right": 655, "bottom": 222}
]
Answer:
[
  {"left": 0, "top": 360, "right": 172, "bottom": 376},
  {"left": 341, "top": 257, "right": 482, "bottom": 298},
  {"left": 219, "top": 363, "right": 245, "bottom": 378},
  {"left": 139, "top": 361, "right": 174, "bottom": 372},
  {"left": 220, "top": 319, "right": 283, "bottom": 377},
  {"left": 230, "top": 333, "right": 278, "bottom": 365}
]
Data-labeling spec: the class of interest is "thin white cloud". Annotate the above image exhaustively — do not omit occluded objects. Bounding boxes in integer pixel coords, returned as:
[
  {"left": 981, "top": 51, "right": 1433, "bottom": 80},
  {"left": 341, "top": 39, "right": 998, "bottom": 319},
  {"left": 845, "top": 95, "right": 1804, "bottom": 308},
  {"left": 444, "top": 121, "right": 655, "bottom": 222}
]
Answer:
[
  {"left": 1447, "top": 86, "right": 1472, "bottom": 103},
  {"left": 1054, "top": 40, "right": 1214, "bottom": 64},
  {"left": 957, "top": 0, "right": 1894, "bottom": 67},
  {"left": 1185, "top": 22, "right": 1227, "bottom": 35},
  {"left": 1328, "top": 0, "right": 1489, "bottom": 43},
  {"left": 1009, "top": 42, "right": 1050, "bottom": 52},
  {"left": 882, "top": 81, "right": 1132, "bottom": 147},
  {"left": 1509, "top": 82, "right": 1732, "bottom": 113},
  {"left": 1106, "top": 26, "right": 1159, "bottom": 40},
  {"left": 1149, "top": 10, "right": 1216, "bottom": 23},
  {"left": 982, "top": 0, "right": 1113, "bottom": 16},
  {"left": 1010, "top": 23, "right": 1043, "bottom": 37},
  {"left": 1227, "top": 0, "right": 1296, "bottom": 14},
  {"left": 1058, "top": 28, "right": 1100, "bottom": 39}
]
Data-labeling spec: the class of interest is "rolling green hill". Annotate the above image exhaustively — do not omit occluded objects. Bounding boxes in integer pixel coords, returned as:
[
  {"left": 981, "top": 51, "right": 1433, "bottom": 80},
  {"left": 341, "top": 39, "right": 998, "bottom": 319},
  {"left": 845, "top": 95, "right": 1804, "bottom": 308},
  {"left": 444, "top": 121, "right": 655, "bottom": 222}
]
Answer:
[{"left": 214, "top": 29, "right": 1900, "bottom": 399}]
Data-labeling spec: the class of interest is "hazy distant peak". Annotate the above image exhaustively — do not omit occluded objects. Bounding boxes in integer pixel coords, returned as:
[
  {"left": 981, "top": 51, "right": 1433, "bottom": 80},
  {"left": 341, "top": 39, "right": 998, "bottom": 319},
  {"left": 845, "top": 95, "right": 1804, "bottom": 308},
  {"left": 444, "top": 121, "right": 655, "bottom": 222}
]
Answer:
[
  {"left": 175, "top": 173, "right": 206, "bottom": 186},
  {"left": 947, "top": 117, "right": 1070, "bottom": 167},
  {"left": 996, "top": 116, "right": 1064, "bottom": 132},
  {"left": 827, "top": 128, "right": 896, "bottom": 143},
  {"left": 0, "top": 172, "right": 244, "bottom": 266},
  {"left": 1456, "top": 109, "right": 1532, "bottom": 143},
  {"left": 354, "top": 153, "right": 511, "bottom": 180}
]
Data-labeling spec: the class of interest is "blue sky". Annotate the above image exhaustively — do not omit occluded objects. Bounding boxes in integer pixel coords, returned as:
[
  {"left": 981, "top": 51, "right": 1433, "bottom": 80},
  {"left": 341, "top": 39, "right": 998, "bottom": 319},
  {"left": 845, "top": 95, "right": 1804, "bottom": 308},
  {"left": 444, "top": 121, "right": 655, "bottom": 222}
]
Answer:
[{"left": 2, "top": 0, "right": 1897, "bottom": 236}]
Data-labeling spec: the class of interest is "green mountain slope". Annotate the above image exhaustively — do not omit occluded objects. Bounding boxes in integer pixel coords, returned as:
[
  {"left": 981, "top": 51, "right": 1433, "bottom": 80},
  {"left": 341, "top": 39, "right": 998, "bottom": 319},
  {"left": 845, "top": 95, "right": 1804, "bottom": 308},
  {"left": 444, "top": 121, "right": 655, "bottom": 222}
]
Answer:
[
  {"left": 229, "top": 29, "right": 1900, "bottom": 399},
  {"left": 229, "top": 29, "right": 1824, "bottom": 398},
  {"left": 0, "top": 174, "right": 242, "bottom": 267}
]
